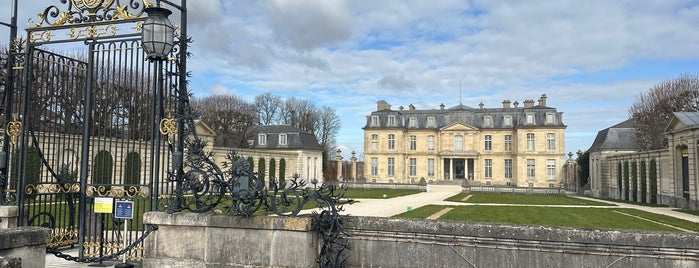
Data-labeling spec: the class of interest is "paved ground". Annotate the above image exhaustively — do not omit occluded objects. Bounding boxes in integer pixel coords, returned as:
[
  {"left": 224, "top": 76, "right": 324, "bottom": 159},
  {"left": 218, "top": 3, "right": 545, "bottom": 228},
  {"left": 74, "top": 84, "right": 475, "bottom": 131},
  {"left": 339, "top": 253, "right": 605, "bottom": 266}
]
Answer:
[{"left": 46, "top": 184, "right": 699, "bottom": 267}]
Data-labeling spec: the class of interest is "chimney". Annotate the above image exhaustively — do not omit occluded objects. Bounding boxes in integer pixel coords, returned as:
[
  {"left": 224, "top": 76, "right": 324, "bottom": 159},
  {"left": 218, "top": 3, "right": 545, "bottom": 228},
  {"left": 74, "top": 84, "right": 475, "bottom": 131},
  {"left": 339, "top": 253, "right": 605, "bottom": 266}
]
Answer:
[
  {"left": 377, "top": 100, "right": 391, "bottom": 111},
  {"left": 409, "top": 104, "right": 415, "bottom": 110},
  {"left": 538, "top": 94, "right": 547, "bottom": 107},
  {"left": 523, "top": 99, "right": 534, "bottom": 108},
  {"left": 502, "top": 100, "right": 511, "bottom": 108},
  {"left": 479, "top": 102, "right": 484, "bottom": 109},
  {"left": 440, "top": 103, "right": 445, "bottom": 110},
  {"left": 513, "top": 101, "right": 519, "bottom": 108},
  {"left": 399, "top": 105, "right": 404, "bottom": 110}
]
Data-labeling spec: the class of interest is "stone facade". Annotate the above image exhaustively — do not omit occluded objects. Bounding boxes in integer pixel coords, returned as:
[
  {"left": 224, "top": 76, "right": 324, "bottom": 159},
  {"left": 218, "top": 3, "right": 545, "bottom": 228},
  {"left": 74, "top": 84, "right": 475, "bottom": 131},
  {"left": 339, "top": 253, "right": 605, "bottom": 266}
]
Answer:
[
  {"left": 363, "top": 94, "right": 567, "bottom": 187},
  {"left": 588, "top": 112, "right": 699, "bottom": 209}
]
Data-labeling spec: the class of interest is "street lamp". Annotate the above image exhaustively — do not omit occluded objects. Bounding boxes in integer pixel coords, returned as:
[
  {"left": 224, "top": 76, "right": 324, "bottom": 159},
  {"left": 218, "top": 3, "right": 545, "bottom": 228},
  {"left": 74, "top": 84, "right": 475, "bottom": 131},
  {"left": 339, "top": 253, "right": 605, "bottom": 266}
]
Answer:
[{"left": 141, "top": 7, "right": 174, "bottom": 61}]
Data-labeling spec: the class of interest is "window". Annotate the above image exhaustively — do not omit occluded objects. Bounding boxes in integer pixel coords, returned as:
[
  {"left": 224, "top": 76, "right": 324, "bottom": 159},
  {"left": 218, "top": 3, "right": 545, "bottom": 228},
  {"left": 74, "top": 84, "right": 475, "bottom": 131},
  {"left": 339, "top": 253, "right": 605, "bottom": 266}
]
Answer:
[
  {"left": 484, "top": 116, "right": 493, "bottom": 127},
  {"left": 371, "top": 134, "right": 378, "bottom": 151},
  {"left": 427, "top": 136, "right": 435, "bottom": 151},
  {"left": 410, "top": 136, "right": 417, "bottom": 151},
  {"left": 279, "top": 134, "right": 288, "bottom": 145},
  {"left": 371, "top": 116, "right": 379, "bottom": 126},
  {"left": 484, "top": 135, "right": 492, "bottom": 151},
  {"left": 371, "top": 157, "right": 378, "bottom": 176},
  {"left": 547, "top": 133, "right": 555, "bottom": 151},
  {"left": 428, "top": 158, "right": 435, "bottom": 177},
  {"left": 258, "top": 134, "right": 267, "bottom": 145},
  {"left": 409, "top": 117, "right": 417, "bottom": 127},
  {"left": 388, "top": 157, "right": 395, "bottom": 177},
  {"left": 547, "top": 159, "right": 556, "bottom": 180},
  {"left": 388, "top": 134, "right": 395, "bottom": 150},
  {"left": 546, "top": 113, "right": 555, "bottom": 124},
  {"left": 504, "top": 135, "right": 512, "bottom": 151},
  {"left": 527, "top": 133, "right": 535, "bottom": 151},
  {"left": 527, "top": 159, "right": 535, "bottom": 179},
  {"left": 427, "top": 117, "right": 436, "bottom": 128},
  {"left": 388, "top": 116, "right": 396, "bottom": 126},
  {"left": 503, "top": 115, "right": 512, "bottom": 127},
  {"left": 454, "top": 135, "right": 463, "bottom": 152},
  {"left": 484, "top": 159, "right": 492, "bottom": 178},
  {"left": 505, "top": 159, "right": 512, "bottom": 179},
  {"left": 409, "top": 158, "right": 416, "bottom": 176},
  {"left": 526, "top": 113, "right": 535, "bottom": 124}
]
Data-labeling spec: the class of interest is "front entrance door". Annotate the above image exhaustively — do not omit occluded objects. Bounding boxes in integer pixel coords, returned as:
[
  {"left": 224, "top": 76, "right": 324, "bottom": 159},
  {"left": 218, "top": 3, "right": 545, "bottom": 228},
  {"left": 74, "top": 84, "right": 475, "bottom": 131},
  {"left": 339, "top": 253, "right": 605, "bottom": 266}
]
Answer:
[{"left": 454, "top": 159, "right": 465, "bottom": 179}]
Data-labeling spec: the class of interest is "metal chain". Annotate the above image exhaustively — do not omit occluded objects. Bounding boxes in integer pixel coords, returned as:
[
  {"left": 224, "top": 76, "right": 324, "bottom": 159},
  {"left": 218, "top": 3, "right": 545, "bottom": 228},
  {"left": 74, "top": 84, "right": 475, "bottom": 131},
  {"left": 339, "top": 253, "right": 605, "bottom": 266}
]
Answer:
[{"left": 46, "top": 224, "right": 159, "bottom": 263}]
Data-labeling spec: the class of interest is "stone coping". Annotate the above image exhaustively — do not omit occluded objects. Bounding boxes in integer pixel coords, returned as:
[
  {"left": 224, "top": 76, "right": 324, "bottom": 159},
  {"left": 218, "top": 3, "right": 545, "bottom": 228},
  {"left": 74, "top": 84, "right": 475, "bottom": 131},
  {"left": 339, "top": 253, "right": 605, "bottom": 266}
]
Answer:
[
  {"left": 0, "top": 227, "right": 50, "bottom": 249},
  {"left": 144, "top": 212, "right": 313, "bottom": 231},
  {"left": 346, "top": 217, "right": 699, "bottom": 249}
]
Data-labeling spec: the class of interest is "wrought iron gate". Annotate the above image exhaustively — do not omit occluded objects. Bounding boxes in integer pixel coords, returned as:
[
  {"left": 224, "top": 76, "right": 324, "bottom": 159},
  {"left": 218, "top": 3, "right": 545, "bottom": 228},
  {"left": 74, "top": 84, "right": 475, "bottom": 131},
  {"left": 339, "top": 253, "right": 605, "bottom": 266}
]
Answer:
[{"left": 2, "top": 0, "right": 179, "bottom": 262}]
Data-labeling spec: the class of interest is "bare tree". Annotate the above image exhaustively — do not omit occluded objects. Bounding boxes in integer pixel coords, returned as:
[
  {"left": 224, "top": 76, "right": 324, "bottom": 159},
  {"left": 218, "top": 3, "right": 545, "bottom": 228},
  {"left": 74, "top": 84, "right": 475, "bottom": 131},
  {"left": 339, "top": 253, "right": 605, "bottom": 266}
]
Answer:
[
  {"left": 254, "top": 93, "right": 282, "bottom": 125},
  {"left": 191, "top": 94, "right": 257, "bottom": 147},
  {"left": 629, "top": 74, "right": 699, "bottom": 150},
  {"left": 280, "top": 97, "right": 318, "bottom": 133},
  {"left": 315, "top": 106, "right": 340, "bottom": 151}
]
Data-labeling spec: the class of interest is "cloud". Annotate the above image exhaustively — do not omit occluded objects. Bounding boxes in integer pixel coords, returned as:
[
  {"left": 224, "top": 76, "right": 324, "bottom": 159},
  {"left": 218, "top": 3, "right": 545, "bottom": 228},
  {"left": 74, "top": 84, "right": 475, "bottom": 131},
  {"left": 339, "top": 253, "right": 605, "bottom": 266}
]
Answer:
[
  {"left": 210, "top": 84, "right": 235, "bottom": 96},
  {"left": 268, "top": 0, "right": 353, "bottom": 51},
  {"left": 377, "top": 74, "right": 415, "bottom": 90}
]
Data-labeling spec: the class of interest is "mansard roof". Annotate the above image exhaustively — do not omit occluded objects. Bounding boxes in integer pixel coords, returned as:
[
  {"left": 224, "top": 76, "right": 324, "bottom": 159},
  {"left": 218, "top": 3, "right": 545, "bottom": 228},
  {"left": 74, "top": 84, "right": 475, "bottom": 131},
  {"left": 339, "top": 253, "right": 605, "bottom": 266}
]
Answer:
[
  {"left": 363, "top": 102, "right": 566, "bottom": 130},
  {"left": 246, "top": 125, "right": 321, "bottom": 150},
  {"left": 587, "top": 119, "right": 638, "bottom": 152}
]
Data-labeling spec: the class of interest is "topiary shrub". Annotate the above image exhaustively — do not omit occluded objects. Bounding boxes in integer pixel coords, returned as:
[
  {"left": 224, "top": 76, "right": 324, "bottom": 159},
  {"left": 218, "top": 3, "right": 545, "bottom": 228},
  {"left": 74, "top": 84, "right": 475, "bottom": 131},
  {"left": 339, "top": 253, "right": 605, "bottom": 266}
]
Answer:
[
  {"left": 650, "top": 159, "right": 658, "bottom": 204},
  {"left": 279, "top": 158, "right": 286, "bottom": 189},
  {"left": 631, "top": 161, "right": 637, "bottom": 202},
  {"left": 258, "top": 158, "right": 266, "bottom": 188},
  {"left": 123, "top": 151, "right": 141, "bottom": 185},
  {"left": 418, "top": 177, "right": 427, "bottom": 186},
  {"left": 640, "top": 160, "right": 647, "bottom": 203},
  {"left": 269, "top": 158, "right": 276, "bottom": 188},
  {"left": 247, "top": 156, "right": 254, "bottom": 172},
  {"left": 623, "top": 161, "right": 629, "bottom": 201},
  {"left": 92, "top": 150, "right": 113, "bottom": 185},
  {"left": 11, "top": 146, "right": 43, "bottom": 199}
]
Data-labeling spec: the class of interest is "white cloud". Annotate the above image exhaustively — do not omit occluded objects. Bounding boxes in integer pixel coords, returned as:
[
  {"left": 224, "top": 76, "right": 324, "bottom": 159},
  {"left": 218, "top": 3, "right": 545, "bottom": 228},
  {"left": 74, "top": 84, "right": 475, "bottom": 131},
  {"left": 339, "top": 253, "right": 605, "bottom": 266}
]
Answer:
[
  {"left": 268, "top": 0, "right": 353, "bottom": 51},
  {"left": 210, "top": 84, "right": 235, "bottom": 96}
]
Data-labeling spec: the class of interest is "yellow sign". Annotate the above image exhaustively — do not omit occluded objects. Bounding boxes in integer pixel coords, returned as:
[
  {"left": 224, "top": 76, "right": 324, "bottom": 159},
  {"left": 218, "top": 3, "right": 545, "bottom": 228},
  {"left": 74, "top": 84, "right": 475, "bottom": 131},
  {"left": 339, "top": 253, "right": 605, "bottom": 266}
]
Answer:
[{"left": 94, "top": 197, "right": 114, "bottom": 213}]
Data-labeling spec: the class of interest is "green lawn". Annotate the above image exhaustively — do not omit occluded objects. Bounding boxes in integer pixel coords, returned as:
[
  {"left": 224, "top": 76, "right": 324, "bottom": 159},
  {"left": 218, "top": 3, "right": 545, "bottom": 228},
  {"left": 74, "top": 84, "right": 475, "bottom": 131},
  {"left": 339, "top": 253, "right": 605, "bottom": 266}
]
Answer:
[
  {"left": 343, "top": 188, "right": 422, "bottom": 199},
  {"left": 617, "top": 208, "right": 699, "bottom": 232},
  {"left": 447, "top": 193, "right": 613, "bottom": 206},
  {"left": 597, "top": 197, "right": 668, "bottom": 207},
  {"left": 395, "top": 205, "right": 688, "bottom": 232}
]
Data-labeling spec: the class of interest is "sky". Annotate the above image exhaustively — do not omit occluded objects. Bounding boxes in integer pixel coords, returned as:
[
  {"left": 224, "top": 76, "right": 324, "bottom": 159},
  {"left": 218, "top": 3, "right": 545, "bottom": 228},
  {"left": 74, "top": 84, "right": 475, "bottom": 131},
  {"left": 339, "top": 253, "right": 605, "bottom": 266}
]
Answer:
[{"left": 2, "top": 0, "right": 699, "bottom": 160}]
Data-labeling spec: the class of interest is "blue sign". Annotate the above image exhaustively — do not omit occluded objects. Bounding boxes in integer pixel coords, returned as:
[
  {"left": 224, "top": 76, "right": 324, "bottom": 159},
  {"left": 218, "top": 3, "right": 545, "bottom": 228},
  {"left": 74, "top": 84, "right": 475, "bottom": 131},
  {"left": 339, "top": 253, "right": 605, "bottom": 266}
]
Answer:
[{"left": 114, "top": 200, "right": 134, "bottom": 219}]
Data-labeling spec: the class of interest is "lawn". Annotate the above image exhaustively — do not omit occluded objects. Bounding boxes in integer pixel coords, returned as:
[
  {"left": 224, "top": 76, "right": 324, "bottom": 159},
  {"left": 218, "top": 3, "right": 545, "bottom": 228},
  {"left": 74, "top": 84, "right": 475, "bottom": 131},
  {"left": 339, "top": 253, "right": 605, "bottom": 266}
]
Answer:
[
  {"left": 395, "top": 205, "right": 688, "bottom": 232},
  {"left": 446, "top": 193, "right": 613, "bottom": 206},
  {"left": 343, "top": 188, "right": 422, "bottom": 199}
]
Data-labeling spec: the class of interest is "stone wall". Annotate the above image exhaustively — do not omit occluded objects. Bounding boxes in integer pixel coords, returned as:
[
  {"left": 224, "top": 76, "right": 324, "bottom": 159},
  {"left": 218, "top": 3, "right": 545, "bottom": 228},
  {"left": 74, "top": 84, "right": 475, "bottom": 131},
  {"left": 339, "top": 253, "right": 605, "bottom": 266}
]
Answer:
[
  {"left": 0, "top": 227, "right": 50, "bottom": 268},
  {"left": 143, "top": 212, "right": 699, "bottom": 268}
]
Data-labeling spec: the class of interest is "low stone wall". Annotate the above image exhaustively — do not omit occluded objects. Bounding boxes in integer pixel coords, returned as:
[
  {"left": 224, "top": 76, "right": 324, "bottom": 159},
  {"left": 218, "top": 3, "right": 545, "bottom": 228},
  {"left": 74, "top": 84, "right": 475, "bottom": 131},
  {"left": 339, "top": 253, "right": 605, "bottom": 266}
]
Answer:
[
  {"left": 0, "top": 226, "right": 50, "bottom": 268},
  {"left": 144, "top": 212, "right": 699, "bottom": 268},
  {"left": 344, "top": 182, "right": 426, "bottom": 191},
  {"left": 464, "top": 185, "right": 566, "bottom": 195},
  {"left": 143, "top": 212, "right": 318, "bottom": 268}
]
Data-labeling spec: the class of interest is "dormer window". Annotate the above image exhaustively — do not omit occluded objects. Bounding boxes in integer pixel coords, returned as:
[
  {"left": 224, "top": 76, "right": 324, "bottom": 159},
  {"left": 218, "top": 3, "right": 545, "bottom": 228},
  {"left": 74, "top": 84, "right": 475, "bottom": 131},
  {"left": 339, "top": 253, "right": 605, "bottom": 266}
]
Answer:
[
  {"left": 388, "top": 116, "right": 396, "bottom": 126},
  {"left": 546, "top": 113, "right": 555, "bottom": 124},
  {"left": 483, "top": 116, "right": 493, "bottom": 127},
  {"left": 371, "top": 116, "right": 379, "bottom": 127},
  {"left": 409, "top": 117, "right": 417, "bottom": 128},
  {"left": 427, "top": 117, "right": 436, "bottom": 128},
  {"left": 279, "top": 133, "right": 288, "bottom": 146},
  {"left": 258, "top": 134, "right": 267, "bottom": 146},
  {"left": 503, "top": 115, "right": 512, "bottom": 127},
  {"left": 526, "top": 113, "right": 535, "bottom": 124}
]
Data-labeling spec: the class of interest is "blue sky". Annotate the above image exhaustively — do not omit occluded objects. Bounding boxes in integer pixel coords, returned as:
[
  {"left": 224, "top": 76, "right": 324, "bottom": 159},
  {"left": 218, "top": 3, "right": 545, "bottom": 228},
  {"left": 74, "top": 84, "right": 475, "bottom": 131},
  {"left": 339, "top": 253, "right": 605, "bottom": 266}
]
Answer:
[{"left": 3, "top": 0, "right": 699, "bottom": 160}]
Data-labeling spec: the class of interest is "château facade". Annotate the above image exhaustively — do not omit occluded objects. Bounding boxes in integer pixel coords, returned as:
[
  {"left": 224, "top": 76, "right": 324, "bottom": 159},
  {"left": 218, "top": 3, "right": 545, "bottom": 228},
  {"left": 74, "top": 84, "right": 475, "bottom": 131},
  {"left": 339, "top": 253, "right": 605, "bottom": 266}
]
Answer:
[{"left": 363, "top": 94, "right": 567, "bottom": 187}]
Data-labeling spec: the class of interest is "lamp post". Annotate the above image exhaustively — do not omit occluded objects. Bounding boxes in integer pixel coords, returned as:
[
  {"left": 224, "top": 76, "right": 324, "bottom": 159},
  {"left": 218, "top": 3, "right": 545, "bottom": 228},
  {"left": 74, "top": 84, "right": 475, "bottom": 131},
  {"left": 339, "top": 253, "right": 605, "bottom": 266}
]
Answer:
[{"left": 0, "top": 0, "right": 18, "bottom": 205}]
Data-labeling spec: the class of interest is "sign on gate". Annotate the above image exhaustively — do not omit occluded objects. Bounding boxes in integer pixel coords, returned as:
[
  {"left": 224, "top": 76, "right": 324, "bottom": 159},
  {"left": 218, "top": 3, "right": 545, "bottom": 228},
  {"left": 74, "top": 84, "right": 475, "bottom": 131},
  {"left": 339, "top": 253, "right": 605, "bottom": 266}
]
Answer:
[
  {"left": 94, "top": 197, "right": 114, "bottom": 214},
  {"left": 115, "top": 200, "right": 134, "bottom": 219}
]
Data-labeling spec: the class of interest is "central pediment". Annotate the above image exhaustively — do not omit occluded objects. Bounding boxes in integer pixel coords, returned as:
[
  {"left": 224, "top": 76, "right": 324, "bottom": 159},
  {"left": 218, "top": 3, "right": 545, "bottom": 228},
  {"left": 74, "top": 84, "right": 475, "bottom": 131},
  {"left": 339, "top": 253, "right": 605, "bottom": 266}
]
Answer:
[{"left": 441, "top": 122, "right": 478, "bottom": 131}]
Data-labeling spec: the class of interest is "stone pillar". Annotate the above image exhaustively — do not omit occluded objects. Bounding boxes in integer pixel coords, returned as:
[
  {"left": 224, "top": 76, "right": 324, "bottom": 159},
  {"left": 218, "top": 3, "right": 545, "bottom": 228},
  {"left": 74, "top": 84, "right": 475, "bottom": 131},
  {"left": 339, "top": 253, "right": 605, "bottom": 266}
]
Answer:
[
  {"left": 336, "top": 149, "right": 343, "bottom": 181},
  {"left": 0, "top": 206, "right": 18, "bottom": 229},
  {"left": 351, "top": 151, "right": 357, "bottom": 182}
]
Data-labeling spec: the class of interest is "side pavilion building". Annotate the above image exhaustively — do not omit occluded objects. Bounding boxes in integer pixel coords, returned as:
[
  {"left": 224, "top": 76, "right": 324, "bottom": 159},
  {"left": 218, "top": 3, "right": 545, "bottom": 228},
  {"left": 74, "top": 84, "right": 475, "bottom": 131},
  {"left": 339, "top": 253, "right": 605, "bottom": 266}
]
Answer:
[{"left": 362, "top": 94, "right": 567, "bottom": 187}]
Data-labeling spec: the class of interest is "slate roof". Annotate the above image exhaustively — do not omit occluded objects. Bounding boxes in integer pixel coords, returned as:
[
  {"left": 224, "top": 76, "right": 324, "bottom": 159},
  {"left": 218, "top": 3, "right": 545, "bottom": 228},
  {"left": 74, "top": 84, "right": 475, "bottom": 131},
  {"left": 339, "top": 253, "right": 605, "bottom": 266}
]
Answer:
[
  {"left": 672, "top": 112, "right": 699, "bottom": 128},
  {"left": 587, "top": 119, "right": 638, "bottom": 152},
  {"left": 246, "top": 125, "right": 321, "bottom": 150},
  {"left": 363, "top": 103, "right": 566, "bottom": 130}
]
